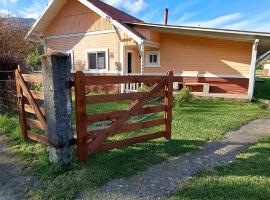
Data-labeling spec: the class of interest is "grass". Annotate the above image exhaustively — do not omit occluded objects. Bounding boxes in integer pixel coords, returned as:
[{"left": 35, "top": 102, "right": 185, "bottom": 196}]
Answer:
[
  {"left": 169, "top": 137, "right": 270, "bottom": 200},
  {"left": 256, "top": 69, "right": 264, "bottom": 77},
  {"left": 254, "top": 76, "right": 270, "bottom": 100},
  {"left": 0, "top": 98, "right": 269, "bottom": 199}
]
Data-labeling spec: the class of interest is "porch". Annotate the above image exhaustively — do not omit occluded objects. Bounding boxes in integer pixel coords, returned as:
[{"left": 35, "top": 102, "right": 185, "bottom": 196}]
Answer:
[
  {"left": 121, "top": 44, "right": 249, "bottom": 99},
  {"left": 121, "top": 42, "right": 160, "bottom": 92}
]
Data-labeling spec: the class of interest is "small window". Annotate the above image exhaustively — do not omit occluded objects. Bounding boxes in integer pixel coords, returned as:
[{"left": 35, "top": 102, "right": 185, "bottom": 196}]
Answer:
[
  {"left": 146, "top": 51, "right": 160, "bottom": 67},
  {"left": 87, "top": 50, "right": 107, "bottom": 70}
]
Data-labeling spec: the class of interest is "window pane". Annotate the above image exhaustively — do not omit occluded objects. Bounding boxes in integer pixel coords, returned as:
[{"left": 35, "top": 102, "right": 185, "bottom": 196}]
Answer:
[
  {"left": 97, "top": 52, "right": 106, "bottom": 69},
  {"left": 153, "top": 55, "right": 157, "bottom": 63},
  {"left": 149, "top": 55, "right": 153, "bottom": 63},
  {"left": 88, "top": 53, "right": 97, "bottom": 69}
]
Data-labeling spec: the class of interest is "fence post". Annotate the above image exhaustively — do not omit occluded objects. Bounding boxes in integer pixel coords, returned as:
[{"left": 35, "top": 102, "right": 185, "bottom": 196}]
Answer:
[
  {"left": 15, "top": 69, "right": 28, "bottom": 139},
  {"left": 164, "top": 71, "right": 173, "bottom": 140},
  {"left": 42, "top": 52, "right": 73, "bottom": 165},
  {"left": 74, "top": 71, "right": 88, "bottom": 162}
]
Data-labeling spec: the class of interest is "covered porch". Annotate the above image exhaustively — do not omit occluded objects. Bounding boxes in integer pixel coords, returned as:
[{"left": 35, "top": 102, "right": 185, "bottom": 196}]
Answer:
[{"left": 121, "top": 41, "right": 160, "bottom": 92}]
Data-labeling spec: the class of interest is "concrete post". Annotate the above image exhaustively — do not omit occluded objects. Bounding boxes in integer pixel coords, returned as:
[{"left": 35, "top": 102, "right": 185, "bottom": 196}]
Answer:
[{"left": 42, "top": 52, "right": 73, "bottom": 165}]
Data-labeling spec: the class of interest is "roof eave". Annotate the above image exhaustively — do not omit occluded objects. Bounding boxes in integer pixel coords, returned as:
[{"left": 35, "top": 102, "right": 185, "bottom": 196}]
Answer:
[
  {"left": 78, "top": 0, "right": 143, "bottom": 44},
  {"left": 26, "top": 0, "right": 68, "bottom": 39},
  {"left": 127, "top": 22, "right": 270, "bottom": 39},
  {"left": 26, "top": 0, "right": 144, "bottom": 44}
]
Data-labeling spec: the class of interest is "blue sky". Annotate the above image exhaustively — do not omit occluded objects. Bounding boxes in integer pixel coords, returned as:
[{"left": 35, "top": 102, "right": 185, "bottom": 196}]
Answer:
[{"left": 1, "top": 0, "right": 270, "bottom": 32}]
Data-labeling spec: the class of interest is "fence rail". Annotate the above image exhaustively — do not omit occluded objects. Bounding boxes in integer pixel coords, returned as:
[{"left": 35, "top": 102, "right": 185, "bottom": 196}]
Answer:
[
  {"left": 13, "top": 66, "right": 173, "bottom": 163},
  {"left": 74, "top": 71, "right": 173, "bottom": 162},
  {"left": 14, "top": 69, "right": 57, "bottom": 147}
]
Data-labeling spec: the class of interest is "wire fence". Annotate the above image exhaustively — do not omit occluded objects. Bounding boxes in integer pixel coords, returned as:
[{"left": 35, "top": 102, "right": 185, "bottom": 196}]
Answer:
[{"left": 0, "top": 70, "right": 18, "bottom": 113}]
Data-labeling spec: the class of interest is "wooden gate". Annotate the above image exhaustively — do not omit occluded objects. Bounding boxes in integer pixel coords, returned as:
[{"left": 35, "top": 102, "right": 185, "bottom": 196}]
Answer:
[
  {"left": 15, "top": 69, "right": 57, "bottom": 147},
  {"left": 74, "top": 71, "right": 173, "bottom": 161}
]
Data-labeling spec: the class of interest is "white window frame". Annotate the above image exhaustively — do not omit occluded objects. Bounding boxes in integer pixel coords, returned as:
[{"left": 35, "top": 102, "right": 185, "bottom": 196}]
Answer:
[
  {"left": 85, "top": 48, "right": 109, "bottom": 73},
  {"left": 145, "top": 51, "right": 161, "bottom": 67}
]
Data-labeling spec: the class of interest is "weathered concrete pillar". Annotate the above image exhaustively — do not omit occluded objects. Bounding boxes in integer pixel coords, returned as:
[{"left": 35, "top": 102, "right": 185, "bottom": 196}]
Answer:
[{"left": 42, "top": 52, "right": 73, "bottom": 165}]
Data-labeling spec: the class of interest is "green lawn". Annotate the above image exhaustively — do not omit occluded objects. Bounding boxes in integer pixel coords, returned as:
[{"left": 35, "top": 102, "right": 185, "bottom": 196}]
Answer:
[
  {"left": 254, "top": 76, "right": 270, "bottom": 100},
  {"left": 0, "top": 98, "right": 268, "bottom": 199},
  {"left": 256, "top": 69, "right": 264, "bottom": 77},
  {"left": 169, "top": 137, "right": 270, "bottom": 200}
]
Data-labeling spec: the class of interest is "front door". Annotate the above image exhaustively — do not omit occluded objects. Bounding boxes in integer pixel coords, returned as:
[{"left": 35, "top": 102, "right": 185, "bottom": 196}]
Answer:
[{"left": 127, "top": 52, "right": 132, "bottom": 74}]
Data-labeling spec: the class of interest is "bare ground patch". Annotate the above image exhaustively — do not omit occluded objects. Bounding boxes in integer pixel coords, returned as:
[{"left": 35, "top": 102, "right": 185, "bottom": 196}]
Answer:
[{"left": 0, "top": 133, "right": 38, "bottom": 200}]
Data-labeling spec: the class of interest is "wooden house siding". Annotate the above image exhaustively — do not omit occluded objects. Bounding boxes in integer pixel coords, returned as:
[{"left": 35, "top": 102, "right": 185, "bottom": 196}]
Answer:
[
  {"left": 124, "top": 47, "right": 141, "bottom": 74},
  {"left": 45, "top": 0, "right": 113, "bottom": 37},
  {"left": 143, "top": 33, "right": 252, "bottom": 77},
  {"left": 42, "top": 0, "right": 254, "bottom": 95},
  {"left": 122, "top": 33, "right": 137, "bottom": 46},
  {"left": 46, "top": 31, "right": 120, "bottom": 72},
  {"left": 133, "top": 27, "right": 161, "bottom": 43}
]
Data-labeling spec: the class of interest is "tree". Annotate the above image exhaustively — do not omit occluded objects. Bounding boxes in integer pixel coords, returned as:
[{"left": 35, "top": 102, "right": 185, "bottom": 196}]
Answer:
[
  {"left": 0, "top": 15, "right": 41, "bottom": 112},
  {"left": 0, "top": 15, "right": 40, "bottom": 71}
]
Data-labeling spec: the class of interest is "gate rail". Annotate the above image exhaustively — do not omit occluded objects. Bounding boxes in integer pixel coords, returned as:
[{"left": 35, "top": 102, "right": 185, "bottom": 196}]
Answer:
[
  {"left": 74, "top": 71, "right": 173, "bottom": 161},
  {"left": 15, "top": 69, "right": 57, "bottom": 147}
]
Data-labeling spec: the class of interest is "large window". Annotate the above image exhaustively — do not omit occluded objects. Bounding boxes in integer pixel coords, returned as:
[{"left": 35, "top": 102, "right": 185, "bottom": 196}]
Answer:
[
  {"left": 86, "top": 49, "right": 108, "bottom": 71},
  {"left": 145, "top": 51, "right": 160, "bottom": 67}
]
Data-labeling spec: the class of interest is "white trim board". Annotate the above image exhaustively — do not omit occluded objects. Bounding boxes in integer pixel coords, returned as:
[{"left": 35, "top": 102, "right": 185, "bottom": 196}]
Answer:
[
  {"left": 46, "top": 30, "right": 116, "bottom": 40},
  {"left": 78, "top": 0, "right": 143, "bottom": 44},
  {"left": 130, "top": 22, "right": 270, "bottom": 38},
  {"left": 25, "top": 0, "right": 65, "bottom": 39},
  {"left": 129, "top": 73, "right": 249, "bottom": 79},
  {"left": 145, "top": 51, "right": 161, "bottom": 67},
  {"left": 26, "top": 0, "right": 143, "bottom": 44}
]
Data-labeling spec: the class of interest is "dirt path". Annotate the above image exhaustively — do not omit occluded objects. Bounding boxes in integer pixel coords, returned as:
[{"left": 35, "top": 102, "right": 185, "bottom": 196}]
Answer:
[
  {"left": 0, "top": 133, "right": 38, "bottom": 200},
  {"left": 90, "top": 118, "right": 270, "bottom": 200}
]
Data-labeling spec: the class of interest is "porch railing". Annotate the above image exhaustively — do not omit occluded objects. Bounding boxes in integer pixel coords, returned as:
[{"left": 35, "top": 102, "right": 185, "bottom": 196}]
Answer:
[{"left": 123, "top": 83, "right": 141, "bottom": 92}]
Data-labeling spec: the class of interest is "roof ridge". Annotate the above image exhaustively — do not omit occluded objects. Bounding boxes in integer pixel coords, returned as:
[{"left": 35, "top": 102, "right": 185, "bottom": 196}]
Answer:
[{"left": 87, "top": 0, "right": 143, "bottom": 23}]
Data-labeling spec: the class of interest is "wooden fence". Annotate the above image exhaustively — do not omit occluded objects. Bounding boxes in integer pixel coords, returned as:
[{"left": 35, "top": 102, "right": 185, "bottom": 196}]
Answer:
[
  {"left": 15, "top": 69, "right": 57, "bottom": 147},
  {"left": 14, "top": 68, "right": 173, "bottom": 162},
  {"left": 74, "top": 71, "right": 173, "bottom": 161}
]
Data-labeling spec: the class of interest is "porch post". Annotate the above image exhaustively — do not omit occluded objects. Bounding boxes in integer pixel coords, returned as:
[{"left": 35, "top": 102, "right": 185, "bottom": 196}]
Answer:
[
  {"left": 248, "top": 39, "right": 259, "bottom": 101},
  {"left": 140, "top": 42, "right": 145, "bottom": 75},
  {"left": 120, "top": 41, "right": 125, "bottom": 93}
]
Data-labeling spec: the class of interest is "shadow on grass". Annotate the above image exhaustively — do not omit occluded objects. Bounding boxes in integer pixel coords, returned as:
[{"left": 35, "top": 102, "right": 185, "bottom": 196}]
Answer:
[
  {"left": 32, "top": 139, "right": 203, "bottom": 199},
  {"left": 170, "top": 139, "right": 270, "bottom": 200},
  {"left": 254, "top": 77, "right": 270, "bottom": 100}
]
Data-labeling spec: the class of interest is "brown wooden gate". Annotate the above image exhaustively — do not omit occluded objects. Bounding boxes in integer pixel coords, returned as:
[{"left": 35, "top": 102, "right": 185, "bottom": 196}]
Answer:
[
  {"left": 74, "top": 71, "right": 173, "bottom": 162},
  {"left": 15, "top": 69, "right": 57, "bottom": 147}
]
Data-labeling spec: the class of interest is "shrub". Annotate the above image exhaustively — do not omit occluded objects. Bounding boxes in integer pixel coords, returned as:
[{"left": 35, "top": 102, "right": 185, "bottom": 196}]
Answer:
[
  {"left": 26, "top": 47, "right": 42, "bottom": 72},
  {"left": 257, "top": 102, "right": 270, "bottom": 110},
  {"left": 137, "top": 84, "right": 150, "bottom": 92},
  {"left": 174, "top": 86, "right": 193, "bottom": 106}
]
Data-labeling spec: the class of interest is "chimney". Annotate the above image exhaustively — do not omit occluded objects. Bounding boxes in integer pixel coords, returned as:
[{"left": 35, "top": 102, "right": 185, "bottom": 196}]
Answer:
[{"left": 164, "top": 8, "right": 169, "bottom": 25}]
